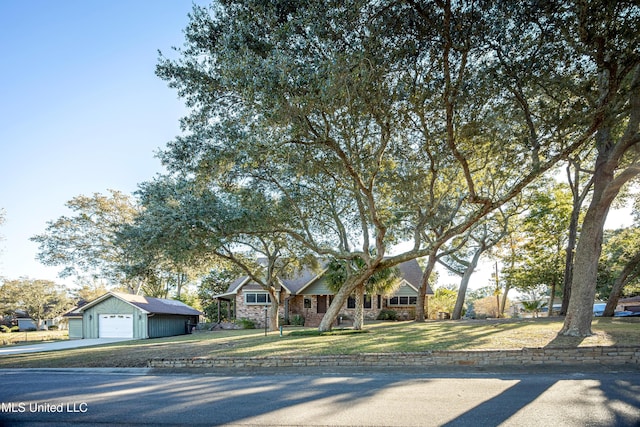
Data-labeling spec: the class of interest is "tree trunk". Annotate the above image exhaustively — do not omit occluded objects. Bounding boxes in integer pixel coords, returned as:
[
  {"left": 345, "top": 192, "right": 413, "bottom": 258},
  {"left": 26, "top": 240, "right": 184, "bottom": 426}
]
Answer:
[
  {"left": 269, "top": 300, "right": 279, "bottom": 331},
  {"left": 548, "top": 277, "right": 557, "bottom": 317},
  {"left": 176, "top": 272, "right": 186, "bottom": 298},
  {"left": 603, "top": 251, "right": 640, "bottom": 316},
  {"left": 560, "top": 207, "right": 609, "bottom": 335},
  {"left": 560, "top": 151, "right": 615, "bottom": 336},
  {"left": 500, "top": 285, "right": 511, "bottom": 317},
  {"left": 416, "top": 253, "right": 437, "bottom": 322},
  {"left": 561, "top": 206, "right": 580, "bottom": 315},
  {"left": 353, "top": 283, "right": 365, "bottom": 330},
  {"left": 318, "top": 268, "right": 376, "bottom": 332},
  {"left": 451, "top": 249, "right": 482, "bottom": 320},
  {"left": 560, "top": 51, "right": 640, "bottom": 335},
  {"left": 267, "top": 289, "right": 280, "bottom": 331}
]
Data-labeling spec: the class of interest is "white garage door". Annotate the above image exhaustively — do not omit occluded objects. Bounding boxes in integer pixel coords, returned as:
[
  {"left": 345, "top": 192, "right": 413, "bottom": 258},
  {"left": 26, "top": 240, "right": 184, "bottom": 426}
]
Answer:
[{"left": 99, "top": 314, "right": 133, "bottom": 338}]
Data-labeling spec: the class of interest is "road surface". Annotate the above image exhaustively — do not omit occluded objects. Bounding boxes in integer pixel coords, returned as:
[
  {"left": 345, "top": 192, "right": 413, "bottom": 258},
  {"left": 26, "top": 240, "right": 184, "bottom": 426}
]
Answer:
[{"left": 0, "top": 368, "right": 638, "bottom": 426}]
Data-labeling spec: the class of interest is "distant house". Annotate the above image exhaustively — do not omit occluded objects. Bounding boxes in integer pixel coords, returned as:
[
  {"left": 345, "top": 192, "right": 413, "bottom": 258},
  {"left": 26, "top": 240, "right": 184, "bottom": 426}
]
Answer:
[
  {"left": 14, "top": 310, "right": 62, "bottom": 331},
  {"left": 616, "top": 296, "right": 640, "bottom": 313},
  {"left": 213, "top": 259, "right": 433, "bottom": 328},
  {"left": 16, "top": 317, "right": 36, "bottom": 331},
  {"left": 67, "top": 292, "right": 202, "bottom": 340}
]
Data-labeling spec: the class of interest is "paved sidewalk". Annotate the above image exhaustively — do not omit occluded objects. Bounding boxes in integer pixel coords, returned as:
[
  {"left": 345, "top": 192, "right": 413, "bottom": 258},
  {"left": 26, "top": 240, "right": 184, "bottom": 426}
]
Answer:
[{"left": 0, "top": 338, "right": 133, "bottom": 355}]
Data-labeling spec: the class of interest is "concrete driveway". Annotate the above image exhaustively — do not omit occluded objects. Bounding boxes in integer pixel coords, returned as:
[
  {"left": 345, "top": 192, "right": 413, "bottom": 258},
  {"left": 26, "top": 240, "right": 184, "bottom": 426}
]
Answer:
[{"left": 0, "top": 338, "right": 134, "bottom": 355}]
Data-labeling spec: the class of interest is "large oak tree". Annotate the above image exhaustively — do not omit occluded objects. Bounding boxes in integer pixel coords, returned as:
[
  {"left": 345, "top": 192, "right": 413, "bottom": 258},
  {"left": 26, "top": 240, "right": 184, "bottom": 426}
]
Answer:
[{"left": 156, "top": 0, "right": 612, "bottom": 331}]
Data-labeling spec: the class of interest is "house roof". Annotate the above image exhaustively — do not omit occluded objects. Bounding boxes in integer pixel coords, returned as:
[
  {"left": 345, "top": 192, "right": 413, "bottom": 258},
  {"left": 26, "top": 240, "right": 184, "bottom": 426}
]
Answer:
[
  {"left": 397, "top": 259, "right": 431, "bottom": 293},
  {"left": 78, "top": 292, "right": 202, "bottom": 316},
  {"left": 215, "top": 258, "right": 432, "bottom": 297}
]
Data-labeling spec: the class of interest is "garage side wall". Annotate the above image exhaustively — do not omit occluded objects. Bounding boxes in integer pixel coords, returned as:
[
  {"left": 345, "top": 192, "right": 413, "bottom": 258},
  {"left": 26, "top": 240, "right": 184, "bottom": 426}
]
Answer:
[
  {"left": 68, "top": 318, "right": 83, "bottom": 339},
  {"left": 148, "top": 315, "right": 196, "bottom": 338},
  {"left": 82, "top": 297, "right": 148, "bottom": 339}
]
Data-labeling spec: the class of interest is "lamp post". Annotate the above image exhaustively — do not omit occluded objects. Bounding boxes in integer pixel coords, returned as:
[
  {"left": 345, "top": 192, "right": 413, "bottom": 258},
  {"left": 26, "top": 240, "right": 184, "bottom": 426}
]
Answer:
[{"left": 264, "top": 305, "right": 269, "bottom": 336}]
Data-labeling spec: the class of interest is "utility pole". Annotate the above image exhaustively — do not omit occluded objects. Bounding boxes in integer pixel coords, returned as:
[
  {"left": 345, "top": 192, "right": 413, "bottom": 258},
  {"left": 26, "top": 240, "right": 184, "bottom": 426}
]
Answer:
[{"left": 494, "top": 262, "right": 501, "bottom": 318}]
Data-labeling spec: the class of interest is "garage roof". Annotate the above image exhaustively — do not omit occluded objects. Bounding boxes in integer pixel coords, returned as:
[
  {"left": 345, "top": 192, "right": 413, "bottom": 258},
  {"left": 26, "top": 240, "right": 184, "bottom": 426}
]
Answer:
[{"left": 78, "top": 292, "right": 202, "bottom": 316}]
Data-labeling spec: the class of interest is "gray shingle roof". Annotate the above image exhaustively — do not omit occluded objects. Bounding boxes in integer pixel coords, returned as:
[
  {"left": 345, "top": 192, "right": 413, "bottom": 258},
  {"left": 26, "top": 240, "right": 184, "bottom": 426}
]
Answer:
[
  {"left": 219, "top": 258, "right": 431, "bottom": 296},
  {"left": 79, "top": 292, "right": 202, "bottom": 316}
]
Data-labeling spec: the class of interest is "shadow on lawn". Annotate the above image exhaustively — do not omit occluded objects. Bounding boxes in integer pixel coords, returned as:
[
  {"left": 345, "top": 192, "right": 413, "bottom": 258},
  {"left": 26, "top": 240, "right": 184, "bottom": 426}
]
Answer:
[
  {"left": 544, "top": 332, "right": 588, "bottom": 349},
  {"left": 543, "top": 317, "right": 640, "bottom": 349},
  {"left": 363, "top": 319, "right": 534, "bottom": 351}
]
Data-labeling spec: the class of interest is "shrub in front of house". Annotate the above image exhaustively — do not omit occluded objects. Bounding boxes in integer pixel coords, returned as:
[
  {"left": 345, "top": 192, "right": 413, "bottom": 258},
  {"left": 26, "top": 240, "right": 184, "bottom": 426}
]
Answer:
[
  {"left": 377, "top": 309, "right": 398, "bottom": 321},
  {"left": 290, "top": 314, "right": 305, "bottom": 326},
  {"left": 236, "top": 318, "right": 256, "bottom": 329},
  {"left": 48, "top": 325, "right": 59, "bottom": 330},
  {"left": 0, "top": 325, "right": 11, "bottom": 333}
]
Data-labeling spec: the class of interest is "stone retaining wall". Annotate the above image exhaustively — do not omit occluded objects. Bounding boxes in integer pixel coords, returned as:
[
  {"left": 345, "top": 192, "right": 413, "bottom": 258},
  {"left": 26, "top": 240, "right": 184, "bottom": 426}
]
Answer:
[{"left": 149, "top": 346, "right": 640, "bottom": 369}]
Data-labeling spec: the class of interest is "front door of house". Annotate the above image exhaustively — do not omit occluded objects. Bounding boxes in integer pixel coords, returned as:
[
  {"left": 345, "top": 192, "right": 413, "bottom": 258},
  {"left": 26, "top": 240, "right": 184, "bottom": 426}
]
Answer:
[{"left": 317, "top": 295, "right": 327, "bottom": 313}]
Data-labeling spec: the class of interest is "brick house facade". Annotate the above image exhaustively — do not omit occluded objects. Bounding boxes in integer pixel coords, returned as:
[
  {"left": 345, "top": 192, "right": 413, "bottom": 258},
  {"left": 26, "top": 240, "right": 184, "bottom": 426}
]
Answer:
[{"left": 213, "top": 259, "right": 433, "bottom": 328}]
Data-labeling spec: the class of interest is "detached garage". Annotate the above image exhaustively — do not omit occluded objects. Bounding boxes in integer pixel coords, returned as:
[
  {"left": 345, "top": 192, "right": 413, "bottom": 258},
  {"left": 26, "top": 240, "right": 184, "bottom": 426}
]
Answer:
[{"left": 76, "top": 292, "right": 201, "bottom": 340}]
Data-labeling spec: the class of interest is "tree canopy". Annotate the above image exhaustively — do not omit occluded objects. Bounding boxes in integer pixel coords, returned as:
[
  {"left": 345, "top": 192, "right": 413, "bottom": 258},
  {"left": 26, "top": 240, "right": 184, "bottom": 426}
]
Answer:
[
  {"left": 0, "top": 279, "right": 73, "bottom": 329},
  {"left": 31, "top": 190, "right": 141, "bottom": 292},
  {"left": 155, "top": 0, "right": 611, "bottom": 331},
  {"left": 23, "top": 1, "right": 639, "bottom": 336}
]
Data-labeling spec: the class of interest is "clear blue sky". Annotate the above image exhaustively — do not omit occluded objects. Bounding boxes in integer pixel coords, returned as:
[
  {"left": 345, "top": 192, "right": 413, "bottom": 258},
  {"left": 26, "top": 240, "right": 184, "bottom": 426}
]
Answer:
[{"left": 0, "top": 1, "right": 208, "bottom": 284}]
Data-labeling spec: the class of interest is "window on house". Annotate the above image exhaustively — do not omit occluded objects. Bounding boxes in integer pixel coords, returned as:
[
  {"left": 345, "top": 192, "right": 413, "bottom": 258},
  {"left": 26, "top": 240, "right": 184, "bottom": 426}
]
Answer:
[
  {"left": 364, "top": 295, "right": 372, "bottom": 309},
  {"left": 347, "top": 295, "right": 372, "bottom": 309},
  {"left": 388, "top": 296, "right": 418, "bottom": 306},
  {"left": 245, "top": 292, "right": 271, "bottom": 305},
  {"left": 347, "top": 296, "right": 356, "bottom": 309},
  {"left": 304, "top": 298, "right": 311, "bottom": 308}
]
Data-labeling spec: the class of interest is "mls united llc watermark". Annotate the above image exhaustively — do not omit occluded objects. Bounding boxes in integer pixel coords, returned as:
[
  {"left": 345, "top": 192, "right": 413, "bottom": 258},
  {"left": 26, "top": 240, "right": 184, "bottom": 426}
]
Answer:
[{"left": 1, "top": 401, "right": 88, "bottom": 413}]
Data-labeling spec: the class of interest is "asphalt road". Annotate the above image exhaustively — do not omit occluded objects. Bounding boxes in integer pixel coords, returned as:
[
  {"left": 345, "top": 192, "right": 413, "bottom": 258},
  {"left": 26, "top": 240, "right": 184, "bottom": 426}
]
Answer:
[{"left": 0, "top": 368, "right": 638, "bottom": 426}]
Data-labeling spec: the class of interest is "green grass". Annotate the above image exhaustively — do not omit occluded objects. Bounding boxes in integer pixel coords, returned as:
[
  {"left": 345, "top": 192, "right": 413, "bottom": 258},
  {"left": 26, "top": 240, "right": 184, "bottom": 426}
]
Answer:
[
  {"left": 0, "top": 318, "right": 638, "bottom": 368},
  {"left": 0, "top": 330, "right": 68, "bottom": 346}
]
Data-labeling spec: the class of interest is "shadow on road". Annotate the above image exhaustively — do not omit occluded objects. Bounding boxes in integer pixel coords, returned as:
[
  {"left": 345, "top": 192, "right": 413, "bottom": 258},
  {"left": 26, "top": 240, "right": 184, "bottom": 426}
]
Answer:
[{"left": 1, "top": 369, "right": 639, "bottom": 426}]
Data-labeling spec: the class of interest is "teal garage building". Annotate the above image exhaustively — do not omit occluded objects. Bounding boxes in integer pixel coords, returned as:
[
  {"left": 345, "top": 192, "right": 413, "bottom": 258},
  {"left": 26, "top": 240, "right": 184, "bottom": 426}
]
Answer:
[{"left": 67, "top": 292, "right": 201, "bottom": 340}]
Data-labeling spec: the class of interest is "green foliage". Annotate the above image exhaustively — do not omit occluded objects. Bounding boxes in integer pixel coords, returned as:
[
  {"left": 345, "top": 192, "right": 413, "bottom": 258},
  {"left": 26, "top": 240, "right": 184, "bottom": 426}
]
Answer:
[
  {"left": 236, "top": 318, "right": 256, "bottom": 329},
  {"left": 377, "top": 309, "right": 398, "bottom": 321},
  {"left": 0, "top": 279, "right": 73, "bottom": 328},
  {"left": 0, "top": 325, "right": 10, "bottom": 333},
  {"left": 326, "top": 257, "right": 400, "bottom": 295},
  {"left": 427, "top": 287, "right": 458, "bottom": 319},
  {"left": 500, "top": 182, "right": 572, "bottom": 294},
  {"left": 30, "top": 191, "right": 141, "bottom": 290},
  {"left": 597, "top": 227, "right": 640, "bottom": 299},
  {"left": 72, "top": 282, "right": 110, "bottom": 305},
  {"left": 290, "top": 314, "right": 305, "bottom": 326},
  {"left": 198, "top": 267, "right": 240, "bottom": 321},
  {"left": 117, "top": 178, "right": 220, "bottom": 298},
  {"left": 521, "top": 300, "right": 548, "bottom": 318},
  {"left": 153, "top": 0, "right": 604, "bottom": 332}
]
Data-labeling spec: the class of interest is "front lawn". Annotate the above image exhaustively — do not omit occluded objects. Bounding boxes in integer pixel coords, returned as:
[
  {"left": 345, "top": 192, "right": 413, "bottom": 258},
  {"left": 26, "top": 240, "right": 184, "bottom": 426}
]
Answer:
[
  {"left": 0, "top": 318, "right": 638, "bottom": 368},
  {"left": 0, "top": 330, "right": 68, "bottom": 346}
]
